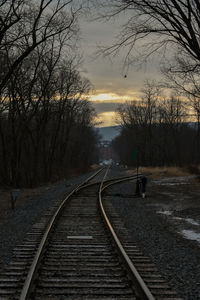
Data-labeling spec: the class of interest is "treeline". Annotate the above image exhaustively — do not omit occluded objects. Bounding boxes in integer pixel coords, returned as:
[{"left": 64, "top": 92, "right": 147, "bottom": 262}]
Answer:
[
  {"left": 113, "top": 82, "right": 200, "bottom": 167},
  {"left": 0, "top": 1, "right": 99, "bottom": 187},
  {"left": 0, "top": 53, "right": 99, "bottom": 187}
]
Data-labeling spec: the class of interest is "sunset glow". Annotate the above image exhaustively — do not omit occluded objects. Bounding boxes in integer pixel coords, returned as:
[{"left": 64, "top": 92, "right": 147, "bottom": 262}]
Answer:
[
  {"left": 95, "top": 111, "right": 117, "bottom": 127},
  {"left": 89, "top": 92, "right": 135, "bottom": 103},
  {"left": 90, "top": 93, "right": 120, "bottom": 101},
  {"left": 90, "top": 92, "right": 134, "bottom": 127}
]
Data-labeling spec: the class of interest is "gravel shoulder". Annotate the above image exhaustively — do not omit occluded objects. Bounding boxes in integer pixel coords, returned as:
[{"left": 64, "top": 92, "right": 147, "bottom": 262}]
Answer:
[
  {"left": 0, "top": 170, "right": 96, "bottom": 272},
  {"left": 106, "top": 174, "right": 200, "bottom": 300},
  {"left": 0, "top": 167, "right": 199, "bottom": 300}
]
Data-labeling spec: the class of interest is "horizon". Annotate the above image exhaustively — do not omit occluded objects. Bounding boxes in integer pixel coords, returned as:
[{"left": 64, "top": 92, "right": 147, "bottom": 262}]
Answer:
[{"left": 80, "top": 12, "right": 162, "bottom": 127}]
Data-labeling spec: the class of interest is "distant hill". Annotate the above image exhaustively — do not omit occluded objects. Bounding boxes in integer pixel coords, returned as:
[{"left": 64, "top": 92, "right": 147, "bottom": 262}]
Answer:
[
  {"left": 96, "top": 122, "right": 198, "bottom": 142},
  {"left": 96, "top": 126, "right": 121, "bottom": 141}
]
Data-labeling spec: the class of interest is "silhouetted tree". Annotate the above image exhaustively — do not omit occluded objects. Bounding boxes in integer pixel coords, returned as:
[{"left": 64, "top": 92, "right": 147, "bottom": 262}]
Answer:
[
  {"left": 0, "top": 0, "right": 81, "bottom": 93},
  {"left": 94, "top": 1, "right": 200, "bottom": 72},
  {"left": 0, "top": 38, "right": 99, "bottom": 187},
  {"left": 114, "top": 82, "right": 196, "bottom": 167}
]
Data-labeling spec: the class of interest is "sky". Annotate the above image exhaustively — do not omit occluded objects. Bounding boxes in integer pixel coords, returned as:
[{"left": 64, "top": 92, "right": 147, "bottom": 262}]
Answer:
[{"left": 79, "top": 13, "right": 162, "bottom": 127}]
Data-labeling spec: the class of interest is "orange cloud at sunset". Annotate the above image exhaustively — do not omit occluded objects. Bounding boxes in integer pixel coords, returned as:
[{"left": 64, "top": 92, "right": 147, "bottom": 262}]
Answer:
[
  {"left": 89, "top": 93, "right": 131, "bottom": 102},
  {"left": 89, "top": 91, "right": 140, "bottom": 103},
  {"left": 95, "top": 111, "right": 117, "bottom": 127},
  {"left": 89, "top": 91, "right": 139, "bottom": 127}
]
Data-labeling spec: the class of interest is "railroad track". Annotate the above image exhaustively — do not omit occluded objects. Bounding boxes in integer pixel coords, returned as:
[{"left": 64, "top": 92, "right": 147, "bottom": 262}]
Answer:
[{"left": 0, "top": 168, "right": 182, "bottom": 299}]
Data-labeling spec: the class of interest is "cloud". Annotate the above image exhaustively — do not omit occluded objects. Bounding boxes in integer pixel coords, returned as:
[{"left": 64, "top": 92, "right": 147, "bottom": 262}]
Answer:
[
  {"left": 91, "top": 99, "right": 122, "bottom": 127},
  {"left": 80, "top": 13, "right": 164, "bottom": 126},
  {"left": 80, "top": 16, "right": 162, "bottom": 99},
  {"left": 91, "top": 100, "right": 120, "bottom": 113},
  {"left": 90, "top": 89, "right": 140, "bottom": 100},
  {"left": 95, "top": 111, "right": 117, "bottom": 127}
]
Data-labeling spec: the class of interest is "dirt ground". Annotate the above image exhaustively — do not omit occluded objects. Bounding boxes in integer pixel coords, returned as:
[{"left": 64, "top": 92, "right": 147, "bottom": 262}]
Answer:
[
  {"left": 0, "top": 185, "right": 53, "bottom": 213},
  {"left": 0, "top": 167, "right": 199, "bottom": 299},
  {"left": 124, "top": 166, "right": 200, "bottom": 247},
  {"left": 0, "top": 166, "right": 93, "bottom": 213},
  {"left": 1, "top": 167, "right": 200, "bottom": 246},
  {"left": 148, "top": 175, "right": 200, "bottom": 246}
]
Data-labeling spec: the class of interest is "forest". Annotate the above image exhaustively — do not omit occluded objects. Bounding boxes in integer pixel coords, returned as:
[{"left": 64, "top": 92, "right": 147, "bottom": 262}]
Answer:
[
  {"left": 0, "top": 0, "right": 99, "bottom": 187},
  {"left": 113, "top": 82, "right": 200, "bottom": 168},
  {"left": 93, "top": 0, "right": 200, "bottom": 169},
  {"left": 2, "top": 1, "right": 200, "bottom": 184}
]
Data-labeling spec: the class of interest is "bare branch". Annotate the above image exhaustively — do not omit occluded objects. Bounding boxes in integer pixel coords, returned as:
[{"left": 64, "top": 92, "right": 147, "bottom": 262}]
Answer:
[{"left": 0, "top": 0, "right": 82, "bottom": 93}]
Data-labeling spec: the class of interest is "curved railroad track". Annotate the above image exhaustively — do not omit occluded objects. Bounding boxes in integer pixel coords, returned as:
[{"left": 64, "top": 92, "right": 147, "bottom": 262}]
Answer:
[{"left": 0, "top": 168, "right": 181, "bottom": 300}]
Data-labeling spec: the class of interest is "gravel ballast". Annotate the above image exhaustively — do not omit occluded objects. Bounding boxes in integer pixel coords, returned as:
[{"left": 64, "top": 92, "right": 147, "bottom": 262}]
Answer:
[
  {"left": 0, "top": 167, "right": 199, "bottom": 300},
  {"left": 0, "top": 170, "right": 97, "bottom": 272},
  {"left": 106, "top": 178, "right": 200, "bottom": 300}
]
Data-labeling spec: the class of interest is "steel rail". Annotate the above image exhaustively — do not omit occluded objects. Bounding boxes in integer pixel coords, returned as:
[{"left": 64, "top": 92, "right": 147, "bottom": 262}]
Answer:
[
  {"left": 99, "top": 171, "right": 155, "bottom": 300},
  {"left": 20, "top": 166, "right": 146, "bottom": 299},
  {"left": 81, "top": 172, "right": 141, "bottom": 190},
  {"left": 19, "top": 167, "right": 106, "bottom": 300}
]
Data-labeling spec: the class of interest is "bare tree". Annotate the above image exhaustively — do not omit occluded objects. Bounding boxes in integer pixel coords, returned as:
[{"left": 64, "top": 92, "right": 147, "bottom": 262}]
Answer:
[
  {"left": 0, "top": 0, "right": 82, "bottom": 93},
  {"left": 158, "top": 96, "right": 187, "bottom": 166},
  {"left": 115, "top": 81, "right": 193, "bottom": 167},
  {"left": 0, "top": 48, "right": 98, "bottom": 187},
  {"left": 161, "top": 54, "right": 200, "bottom": 160},
  {"left": 93, "top": 1, "right": 200, "bottom": 72}
]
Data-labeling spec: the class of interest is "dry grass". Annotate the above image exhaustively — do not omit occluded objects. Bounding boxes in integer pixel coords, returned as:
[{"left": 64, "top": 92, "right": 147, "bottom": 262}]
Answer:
[{"left": 125, "top": 166, "right": 192, "bottom": 179}]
